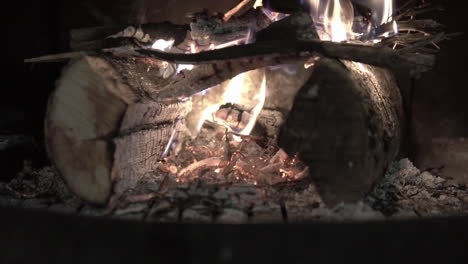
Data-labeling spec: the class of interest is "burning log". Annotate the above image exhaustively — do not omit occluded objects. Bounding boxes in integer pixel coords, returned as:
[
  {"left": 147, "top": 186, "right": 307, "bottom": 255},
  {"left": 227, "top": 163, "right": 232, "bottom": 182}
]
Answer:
[
  {"left": 279, "top": 58, "right": 404, "bottom": 206},
  {"left": 46, "top": 56, "right": 191, "bottom": 204}
]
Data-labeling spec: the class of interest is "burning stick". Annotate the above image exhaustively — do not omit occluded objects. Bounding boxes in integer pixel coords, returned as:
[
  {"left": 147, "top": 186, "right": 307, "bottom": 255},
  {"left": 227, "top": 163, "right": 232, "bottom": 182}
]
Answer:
[
  {"left": 223, "top": 0, "right": 254, "bottom": 22},
  {"left": 177, "top": 157, "right": 225, "bottom": 178},
  {"left": 136, "top": 40, "right": 435, "bottom": 74}
]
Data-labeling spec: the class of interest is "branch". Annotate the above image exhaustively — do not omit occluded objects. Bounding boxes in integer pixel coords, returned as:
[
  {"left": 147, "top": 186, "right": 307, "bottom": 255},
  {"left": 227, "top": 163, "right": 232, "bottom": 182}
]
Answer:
[
  {"left": 136, "top": 39, "right": 435, "bottom": 74},
  {"left": 139, "top": 38, "right": 437, "bottom": 102},
  {"left": 23, "top": 39, "right": 146, "bottom": 63},
  {"left": 24, "top": 51, "right": 90, "bottom": 63},
  {"left": 223, "top": 0, "right": 253, "bottom": 22}
]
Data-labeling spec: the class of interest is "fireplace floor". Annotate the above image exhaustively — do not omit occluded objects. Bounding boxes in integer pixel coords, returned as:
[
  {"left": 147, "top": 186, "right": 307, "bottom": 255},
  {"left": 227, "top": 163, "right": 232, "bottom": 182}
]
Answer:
[{"left": 1, "top": 149, "right": 467, "bottom": 223}]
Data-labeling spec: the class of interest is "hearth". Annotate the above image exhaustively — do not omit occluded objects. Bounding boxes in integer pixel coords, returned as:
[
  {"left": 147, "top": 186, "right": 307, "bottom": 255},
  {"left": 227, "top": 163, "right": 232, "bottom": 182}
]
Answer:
[{"left": 2, "top": 0, "right": 467, "bottom": 224}]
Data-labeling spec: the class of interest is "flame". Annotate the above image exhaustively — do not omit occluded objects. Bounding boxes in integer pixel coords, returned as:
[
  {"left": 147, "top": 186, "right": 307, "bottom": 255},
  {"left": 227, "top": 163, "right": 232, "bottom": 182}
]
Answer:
[
  {"left": 308, "top": 0, "right": 355, "bottom": 42},
  {"left": 323, "top": 0, "right": 353, "bottom": 42},
  {"left": 196, "top": 104, "right": 222, "bottom": 131},
  {"left": 193, "top": 30, "right": 261, "bottom": 137},
  {"left": 240, "top": 73, "right": 266, "bottom": 135},
  {"left": 222, "top": 73, "right": 245, "bottom": 105},
  {"left": 377, "top": 0, "right": 394, "bottom": 25},
  {"left": 151, "top": 39, "right": 174, "bottom": 50},
  {"left": 393, "top": 20, "right": 398, "bottom": 34},
  {"left": 196, "top": 72, "right": 266, "bottom": 137},
  {"left": 307, "top": 0, "right": 397, "bottom": 42},
  {"left": 253, "top": 0, "right": 263, "bottom": 9}
]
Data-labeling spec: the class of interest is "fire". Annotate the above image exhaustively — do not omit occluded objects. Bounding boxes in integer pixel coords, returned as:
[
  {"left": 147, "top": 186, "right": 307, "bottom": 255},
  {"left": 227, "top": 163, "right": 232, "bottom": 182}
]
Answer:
[
  {"left": 375, "top": 0, "right": 395, "bottom": 25},
  {"left": 196, "top": 71, "right": 267, "bottom": 137},
  {"left": 151, "top": 39, "right": 174, "bottom": 51},
  {"left": 308, "top": 0, "right": 397, "bottom": 42},
  {"left": 149, "top": 0, "right": 399, "bottom": 141},
  {"left": 190, "top": 30, "right": 262, "bottom": 137},
  {"left": 246, "top": 75, "right": 266, "bottom": 135},
  {"left": 308, "top": 0, "right": 355, "bottom": 42}
]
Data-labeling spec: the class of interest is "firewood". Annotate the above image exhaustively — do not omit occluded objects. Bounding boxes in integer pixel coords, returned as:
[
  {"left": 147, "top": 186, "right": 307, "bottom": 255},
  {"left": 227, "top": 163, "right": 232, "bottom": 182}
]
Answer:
[
  {"left": 278, "top": 58, "right": 404, "bottom": 206},
  {"left": 190, "top": 8, "right": 271, "bottom": 45},
  {"left": 46, "top": 56, "right": 191, "bottom": 204},
  {"left": 136, "top": 39, "right": 435, "bottom": 76},
  {"left": 70, "top": 22, "right": 189, "bottom": 51},
  {"left": 223, "top": 0, "right": 254, "bottom": 22}
]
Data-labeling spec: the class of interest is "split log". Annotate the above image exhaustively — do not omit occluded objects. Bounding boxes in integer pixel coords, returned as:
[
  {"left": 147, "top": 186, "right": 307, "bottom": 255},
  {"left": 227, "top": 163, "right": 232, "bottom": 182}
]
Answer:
[
  {"left": 69, "top": 22, "right": 189, "bottom": 51},
  {"left": 278, "top": 58, "right": 404, "bottom": 206},
  {"left": 46, "top": 55, "right": 191, "bottom": 205}
]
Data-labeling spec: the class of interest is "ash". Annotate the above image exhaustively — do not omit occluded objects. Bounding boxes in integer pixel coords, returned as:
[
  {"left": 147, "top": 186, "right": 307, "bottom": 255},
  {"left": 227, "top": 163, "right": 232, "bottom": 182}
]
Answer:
[
  {"left": 364, "top": 159, "right": 468, "bottom": 218},
  {"left": 1, "top": 158, "right": 467, "bottom": 222},
  {"left": 0, "top": 160, "right": 81, "bottom": 212}
]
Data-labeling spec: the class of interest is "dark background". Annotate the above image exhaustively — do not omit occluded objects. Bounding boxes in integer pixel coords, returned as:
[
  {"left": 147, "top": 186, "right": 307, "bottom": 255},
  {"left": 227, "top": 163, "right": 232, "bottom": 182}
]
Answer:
[{"left": 3, "top": 0, "right": 468, "bottom": 183}]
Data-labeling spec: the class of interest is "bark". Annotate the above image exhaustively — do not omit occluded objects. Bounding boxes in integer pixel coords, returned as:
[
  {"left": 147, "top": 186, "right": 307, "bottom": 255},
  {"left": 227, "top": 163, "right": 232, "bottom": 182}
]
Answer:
[
  {"left": 69, "top": 23, "right": 189, "bottom": 51},
  {"left": 278, "top": 58, "right": 404, "bottom": 206},
  {"left": 46, "top": 55, "right": 191, "bottom": 204},
  {"left": 136, "top": 40, "right": 435, "bottom": 75}
]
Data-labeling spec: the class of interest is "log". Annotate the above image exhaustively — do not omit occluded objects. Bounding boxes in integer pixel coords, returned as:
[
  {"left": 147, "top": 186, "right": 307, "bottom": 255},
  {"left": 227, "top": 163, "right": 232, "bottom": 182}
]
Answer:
[
  {"left": 69, "top": 22, "right": 189, "bottom": 51},
  {"left": 278, "top": 58, "right": 404, "bottom": 206},
  {"left": 46, "top": 55, "right": 191, "bottom": 205}
]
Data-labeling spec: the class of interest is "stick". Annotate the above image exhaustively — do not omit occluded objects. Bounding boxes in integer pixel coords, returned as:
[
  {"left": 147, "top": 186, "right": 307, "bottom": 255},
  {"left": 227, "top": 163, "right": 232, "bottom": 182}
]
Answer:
[
  {"left": 24, "top": 42, "right": 146, "bottom": 63},
  {"left": 24, "top": 51, "right": 90, "bottom": 63},
  {"left": 399, "top": 33, "right": 449, "bottom": 54},
  {"left": 223, "top": 0, "right": 253, "bottom": 22},
  {"left": 177, "top": 157, "right": 224, "bottom": 177},
  {"left": 136, "top": 39, "right": 435, "bottom": 73}
]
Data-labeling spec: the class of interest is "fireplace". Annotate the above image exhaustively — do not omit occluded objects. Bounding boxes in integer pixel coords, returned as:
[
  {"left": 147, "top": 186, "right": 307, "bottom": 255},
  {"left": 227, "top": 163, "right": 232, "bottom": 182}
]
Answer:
[{"left": 2, "top": 0, "right": 467, "bottom": 226}]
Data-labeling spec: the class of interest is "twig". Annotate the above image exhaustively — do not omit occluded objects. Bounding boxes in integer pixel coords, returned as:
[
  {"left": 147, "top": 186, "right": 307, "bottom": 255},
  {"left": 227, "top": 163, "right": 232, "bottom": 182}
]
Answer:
[
  {"left": 177, "top": 157, "right": 224, "bottom": 177},
  {"left": 223, "top": 129, "right": 232, "bottom": 161},
  {"left": 398, "top": 19, "right": 445, "bottom": 33},
  {"left": 24, "top": 42, "right": 147, "bottom": 63},
  {"left": 394, "top": 0, "right": 419, "bottom": 19},
  {"left": 223, "top": 0, "right": 253, "bottom": 22},
  {"left": 24, "top": 51, "right": 90, "bottom": 63},
  {"left": 399, "top": 33, "right": 446, "bottom": 53}
]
